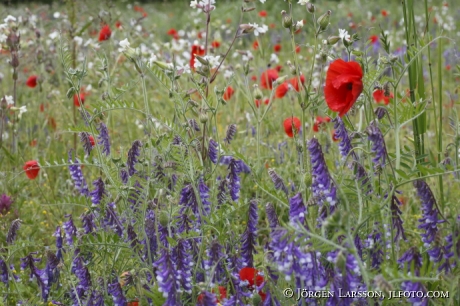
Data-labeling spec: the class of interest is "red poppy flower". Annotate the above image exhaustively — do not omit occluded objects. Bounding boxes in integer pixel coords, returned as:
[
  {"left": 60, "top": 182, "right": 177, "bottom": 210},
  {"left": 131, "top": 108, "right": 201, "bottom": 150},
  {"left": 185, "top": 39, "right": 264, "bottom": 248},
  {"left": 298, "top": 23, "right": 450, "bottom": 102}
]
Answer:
[
  {"left": 73, "top": 93, "right": 85, "bottom": 107},
  {"left": 47, "top": 116, "right": 57, "bottom": 130},
  {"left": 295, "top": 45, "right": 301, "bottom": 53},
  {"left": 30, "top": 139, "right": 37, "bottom": 147},
  {"left": 275, "top": 65, "right": 283, "bottom": 72},
  {"left": 197, "top": 286, "right": 227, "bottom": 303},
  {"left": 223, "top": 86, "right": 235, "bottom": 101},
  {"left": 259, "top": 10, "right": 267, "bottom": 17},
  {"left": 255, "top": 98, "right": 269, "bottom": 108},
  {"left": 115, "top": 21, "right": 122, "bottom": 29},
  {"left": 273, "top": 44, "right": 282, "bottom": 53},
  {"left": 190, "top": 45, "right": 205, "bottom": 71},
  {"left": 211, "top": 40, "right": 221, "bottom": 48},
  {"left": 381, "top": 10, "right": 388, "bottom": 17},
  {"left": 324, "top": 59, "right": 363, "bottom": 117},
  {"left": 167, "top": 28, "right": 177, "bottom": 36},
  {"left": 24, "top": 160, "right": 40, "bottom": 180},
  {"left": 39, "top": 103, "right": 45, "bottom": 112},
  {"left": 369, "top": 35, "right": 379, "bottom": 44},
  {"left": 260, "top": 69, "right": 279, "bottom": 90},
  {"left": 127, "top": 300, "right": 139, "bottom": 306},
  {"left": 239, "top": 268, "right": 266, "bottom": 301},
  {"left": 134, "top": 6, "right": 147, "bottom": 17},
  {"left": 275, "top": 82, "right": 289, "bottom": 98},
  {"left": 253, "top": 40, "right": 259, "bottom": 50},
  {"left": 373, "top": 88, "right": 393, "bottom": 105},
  {"left": 288, "top": 75, "right": 305, "bottom": 92},
  {"left": 98, "top": 25, "right": 112, "bottom": 42},
  {"left": 26, "top": 75, "right": 38, "bottom": 88},
  {"left": 283, "top": 117, "right": 301, "bottom": 138},
  {"left": 251, "top": 75, "right": 258, "bottom": 82},
  {"left": 313, "top": 116, "right": 331, "bottom": 132}
]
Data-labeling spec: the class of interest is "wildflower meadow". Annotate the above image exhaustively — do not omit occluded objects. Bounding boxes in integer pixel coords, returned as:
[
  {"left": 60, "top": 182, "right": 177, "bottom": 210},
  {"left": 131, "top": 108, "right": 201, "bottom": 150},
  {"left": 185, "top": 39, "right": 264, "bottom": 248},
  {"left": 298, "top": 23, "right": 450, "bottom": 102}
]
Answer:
[{"left": 1, "top": 0, "right": 460, "bottom": 305}]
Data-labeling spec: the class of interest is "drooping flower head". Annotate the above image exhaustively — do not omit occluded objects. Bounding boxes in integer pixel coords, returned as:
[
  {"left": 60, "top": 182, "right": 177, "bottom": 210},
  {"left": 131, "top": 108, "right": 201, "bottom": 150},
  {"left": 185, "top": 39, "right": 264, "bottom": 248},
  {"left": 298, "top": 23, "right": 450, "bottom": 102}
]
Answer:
[
  {"left": 283, "top": 117, "right": 301, "bottom": 138},
  {"left": 324, "top": 59, "right": 363, "bottom": 117},
  {"left": 23, "top": 160, "right": 40, "bottom": 180}
]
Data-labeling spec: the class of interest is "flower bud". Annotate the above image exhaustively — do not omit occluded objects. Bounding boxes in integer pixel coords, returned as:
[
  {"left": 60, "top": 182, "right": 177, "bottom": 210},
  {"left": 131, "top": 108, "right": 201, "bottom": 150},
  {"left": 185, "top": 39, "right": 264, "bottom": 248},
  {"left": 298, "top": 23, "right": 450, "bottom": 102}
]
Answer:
[
  {"left": 281, "top": 10, "right": 292, "bottom": 29},
  {"left": 317, "top": 10, "right": 331, "bottom": 32},
  {"left": 307, "top": 3, "right": 315, "bottom": 13},
  {"left": 351, "top": 50, "right": 363, "bottom": 57},
  {"left": 389, "top": 54, "right": 398, "bottom": 63},
  {"left": 159, "top": 211, "right": 169, "bottom": 227},
  {"left": 239, "top": 24, "right": 255, "bottom": 35},
  {"left": 195, "top": 55, "right": 209, "bottom": 66},
  {"left": 153, "top": 60, "right": 172, "bottom": 71},
  {"left": 273, "top": 75, "right": 288, "bottom": 86},
  {"left": 327, "top": 36, "right": 340, "bottom": 45},
  {"left": 199, "top": 112, "right": 208, "bottom": 123},
  {"left": 242, "top": 7, "right": 255, "bottom": 12},
  {"left": 253, "top": 84, "right": 263, "bottom": 100}
]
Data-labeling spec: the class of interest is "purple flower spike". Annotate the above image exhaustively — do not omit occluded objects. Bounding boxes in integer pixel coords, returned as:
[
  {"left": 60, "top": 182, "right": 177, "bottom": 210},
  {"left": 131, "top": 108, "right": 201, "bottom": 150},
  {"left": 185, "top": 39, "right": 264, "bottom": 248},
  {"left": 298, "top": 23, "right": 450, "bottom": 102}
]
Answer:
[
  {"left": 366, "top": 121, "right": 387, "bottom": 168},
  {"left": 390, "top": 194, "right": 406, "bottom": 242},
  {"left": 90, "top": 177, "right": 107, "bottom": 206},
  {"left": 127, "top": 140, "right": 142, "bottom": 176},
  {"left": 398, "top": 247, "right": 428, "bottom": 306},
  {"left": 332, "top": 117, "right": 355, "bottom": 161},
  {"left": 79, "top": 132, "right": 93, "bottom": 156},
  {"left": 68, "top": 150, "right": 90, "bottom": 196},
  {"left": 227, "top": 158, "right": 242, "bottom": 202},
  {"left": 108, "top": 277, "right": 127, "bottom": 306},
  {"left": 154, "top": 249, "right": 180, "bottom": 305},
  {"left": 197, "top": 291, "right": 217, "bottom": 306},
  {"left": 265, "top": 203, "right": 279, "bottom": 230},
  {"left": 173, "top": 239, "right": 194, "bottom": 294},
  {"left": 289, "top": 192, "right": 306, "bottom": 229},
  {"left": 224, "top": 124, "right": 237, "bottom": 144},
  {"left": 103, "top": 202, "right": 124, "bottom": 237},
  {"left": 54, "top": 226, "right": 64, "bottom": 260},
  {"left": 208, "top": 139, "right": 218, "bottom": 164},
  {"left": 268, "top": 168, "right": 288, "bottom": 195},
  {"left": 241, "top": 199, "right": 259, "bottom": 267},
  {"left": 63, "top": 215, "right": 77, "bottom": 246},
  {"left": 198, "top": 177, "right": 211, "bottom": 216},
  {"left": 414, "top": 180, "right": 444, "bottom": 247},
  {"left": 205, "top": 240, "right": 227, "bottom": 285},
  {"left": 0, "top": 193, "right": 13, "bottom": 215},
  {"left": 97, "top": 122, "right": 110, "bottom": 156}
]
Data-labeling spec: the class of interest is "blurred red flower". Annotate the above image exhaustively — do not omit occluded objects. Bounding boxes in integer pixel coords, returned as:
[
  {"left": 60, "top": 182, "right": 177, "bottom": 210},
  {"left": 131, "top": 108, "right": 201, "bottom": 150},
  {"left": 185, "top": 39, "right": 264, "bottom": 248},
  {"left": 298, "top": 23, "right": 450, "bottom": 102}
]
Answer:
[
  {"left": 288, "top": 75, "right": 305, "bottom": 92},
  {"left": 313, "top": 116, "right": 331, "bottom": 132},
  {"left": 324, "top": 59, "right": 363, "bottom": 117},
  {"left": 381, "top": 9, "right": 388, "bottom": 17},
  {"left": 274, "top": 44, "right": 282, "bottom": 53},
  {"left": 275, "top": 82, "right": 289, "bottom": 98},
  {"left": 332, "top": 130, "right": 340, "bottom": 142},
  {"left": 239, "top": 267, "right": 266, "bottom": 301},
  {"left": 373, "top": 88, "right": 394, "bottom": 105},
  {"left": 26, "top": 75, "right": 38, "bottom": 88},
  {"left": 74, "top": 92, "right": 86, "bottom": 107},
  {"left": 89, "top": 135, "right": 95, "bottom": 147},
  {"left": 260, "top": 69, "right": 279, "bottom": 90},
  {"left": 253, "top": 40, "right": 259, "bottom": 50},
  {"left": 98, "top": 25, "right": 112, "bottom": 42},
  {"left": 255, "top": 98, "right": 269, "bottom": 108},
  {"left": 283, "top": 117, "right": 301, "bottom": 138},
  {"left": 115, "top": 21, "right": 122, "bottom": 29},
  {"left": 259, "top": 10, "right": 267, "bottom": 17},
  {"left": 369, "top": 35, "right": 379, "bottom": 44},
  {"left": 223, "top": 86, "right": 235, "bottom": 101},
  {"left": 190, "top": 45, "right": 205, "bottom": 71},
  {"left": 24, "top": 160, "right": 40, "bottom": 180},
  {"left": 197, "top": 286, "right": 227, "bottom": 303},
  {"left": 211, "top": 40, "right": 221, "bottom": 48}
]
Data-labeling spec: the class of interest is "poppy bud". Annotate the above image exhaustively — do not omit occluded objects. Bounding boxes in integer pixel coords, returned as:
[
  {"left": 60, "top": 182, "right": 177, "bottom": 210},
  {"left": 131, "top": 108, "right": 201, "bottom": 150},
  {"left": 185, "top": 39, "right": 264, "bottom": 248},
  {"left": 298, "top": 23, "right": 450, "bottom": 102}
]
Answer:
[
  {"left": 327, "top": 36, "right": 340, "bottom": 45},
  {"left": 281, "top": 10, "right": 292, "bottom": 29},
  {"left": 195, "top": 55, "right": 209, "bottom": 66},
  {"left": 317, "top": 10, "right": 331, "bottom": 32},
  {"left": 159, "top": 211, "right": 169, "bottom": 227},
  {"left": 351, "top": 50, "right": 363, "bottom": 57},
  {"left": 199, "top": 112, "right": 208, "bottom": 123},
  {"left": 253, "top": 84, "right": 263, "bottom": 100},
  {"left": 307, "top": 3, "right": 315, "bottom": 13},
  {"left": 273, "top": 75, "right": 288, "bottom": 86},
  {"left": 239, "top": 24, "right": 255, "bottom": 35},
  {"left": 153, "top": 60, "right": 172, "bottom": 71}
]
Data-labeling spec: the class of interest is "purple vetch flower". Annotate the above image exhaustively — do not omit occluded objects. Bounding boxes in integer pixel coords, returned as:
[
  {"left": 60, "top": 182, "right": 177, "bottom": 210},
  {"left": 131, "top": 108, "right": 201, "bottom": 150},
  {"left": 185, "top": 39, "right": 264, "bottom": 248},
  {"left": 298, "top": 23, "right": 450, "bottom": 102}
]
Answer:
[
  {"left": 96, "top": 122, "right": 110, "bottom": 156},
  {"left": 127, "top": 140, "right": 142, "bottom": 176},
  {"left": 153, "top": 249, "right": 180, "bottom": 305},
  {"left": 71, "top": 254, "right": 92, "bottom": 302},
  {"left": 90, "top": 177, "right": 107, "bottom": 206},
  {"left": 414, "top": 180, "right": 445, "bottom": 247},
  {"left": 197, "top": 291, "right": 217, "bottom": 306},
  {"left": 262, "top": 289, "right": 281, "bottom": 306},
  {"left": 307, "top": 138, "right": 338, "bottom": 224},
  {"left": 173, "top": 239, "right": 194, "bottom": 294},
  {"left": 126, "top": 224, "right": 139, "bottom": 249},
  {"left": 227, "top": 158, "right": 242, "bottom": 202},
  {"left": 128, "top": 180, "right": 144, "bottom": 211},
  {"left": 390, "top": 193, "right": 406, "bottom": 241},
  {"left": 21, "top": 252, "right": 51, "bottom": 301},
  {"left": 289, "top": 193, "right": 306, "bottom": 229},
  {"left": 120, "top": 168, "right": 129, "bottom": 184},
  {"left": 86, "top": 290, "right": 104, "bottom": 306},
  {"left": 189, "top": 118, "right": 200, "bottom": 131},
  {"left": 374, "top": 106, "right": 388, "bottom": 120},
  {"left": 366, "top": 121, "right": 387, "bottom": 168},
  {"left": 208, "top": 139, "right": 218, "bottom": 164},
  {"left": 0, "top": 193, "right": 13, "bottom": 215},
  {"left": 268, "top": 168, "right": 288, "bottom": 195},
  {"left": 7, "top": 218, "right": 22, "bottom": 245},
  {"left": 79, "top": 132, "right": 93, "bottom": 156},
  {"left": 224, "top": 124, "right": 237, "bottom": 144},
  {"left": 68, "top": 150, "right": 90, "bottom": 196},
  {"left": 54, "top": 226, "right": 64, "bottom": 260},
  {"left": 172, "top": 135, "right": 183, "bottom": 145},
  {"left": 80, "top": 211, "right": 97, "bottom": 235},
  {"left": 241, "top": 200, "right": 259, "bottom": 267},
  {"left": 63, "top": 214, "right": 77, "bottom": 246},
  {"left": 428, "top": 233, "right": 456, "bottom": 273},
  {"left": 205, "top": 240, "right": 227, "bottom": 285},
  {"left": 0, "top": 259, "right": 8, "bottom": 286},
  {"left": 365, "top": 224, "right": 384, "bottom": 269},
  {"left": 142, "top": 209, "right": 157, "bottom": 263},
  {"left": 198, "top": 177, "right": 211, "bottom": 216},
  {"left": 79, "top": 108, "right": 91, "bottom": 126},
  {"left": 107, "top": 276, "right": 128, "bottom": 306},
  {"left": 265, "top": 202, "right": 279, "bottom": 230},
  {"left": 398, "top": 247, "right": 428, "bottom": 305},
  {"left": 179, "top": 183, "right": 205, "bottom": 229},
  {"left": 354, "top": 233, "right": 364, "bottom": 260},
  {"left": 103, "top": 202, "right": 124, "bottom": 237},
  {"left": 332, "top": 117, "right": 355, "bottom": 161},
  {"left": 326, "top": 250, "right": 366, "bottom": 306},
  {"left": 217, "top": 177, "right": 228, "bottom": 206}
]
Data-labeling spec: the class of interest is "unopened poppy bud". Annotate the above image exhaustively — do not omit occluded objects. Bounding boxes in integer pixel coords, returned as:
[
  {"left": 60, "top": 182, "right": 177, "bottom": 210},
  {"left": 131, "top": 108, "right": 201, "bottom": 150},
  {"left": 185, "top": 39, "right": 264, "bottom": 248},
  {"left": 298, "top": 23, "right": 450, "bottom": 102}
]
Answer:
[
  {"left": 317, "top": 10, "right": 331, "bottom": 32},
  {"left": 351, "top": 50, "right": 363, "bottom": 57},
  {"left": 327, "top": 36, "right": 340, "bottom": 45},
  {"left": 159, "top": 211, "right": 169, "bottom": 227},
  {"left": 153, "top": 60, "right": 172, "bottom": 71},
  {"left": 307, "top": 3, "right": 315, "bottom": 13},
  {"left": 199, "top": 112, "right": 208, "bottom": 123},
  {"left": 281, "top": 10, "right": 292, "bottom": 29},
  {"left": 195, "top": 55, "right": 209, "bottom": 66},
  {"left": 383, "top": 82, "right": 391, "bottom": 97},
  {"left": 244, "top": 62, "right": 249, "bottom": 76},
  {"left": 253, "top": 84, "right": 263, "bottom": 100},
  {"left": 273, "top": 75, "right": 287, "bottom": 86}
]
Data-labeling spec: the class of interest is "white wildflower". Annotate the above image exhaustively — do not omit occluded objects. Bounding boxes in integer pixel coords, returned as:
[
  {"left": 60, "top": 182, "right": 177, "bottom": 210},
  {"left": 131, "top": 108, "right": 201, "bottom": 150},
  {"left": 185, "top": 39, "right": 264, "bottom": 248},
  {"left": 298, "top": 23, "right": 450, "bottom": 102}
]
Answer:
[
  {"left": 339, "top": 29, "right": 351, "bottom": 42},
  {"left": 249, "top": 23, "right": 268, "bottom": 36},
  {"left": 118, "top": 39, "right": 130, "bottom": 52},
  {"left": 298, "top": 0, "right": 309, "bottom": 4},
  {"left": 5, "top": 95, "right": 14, "bottom": 106},
  {"left": 4, "top": 15, "right": 16, "bottom": 23}
]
